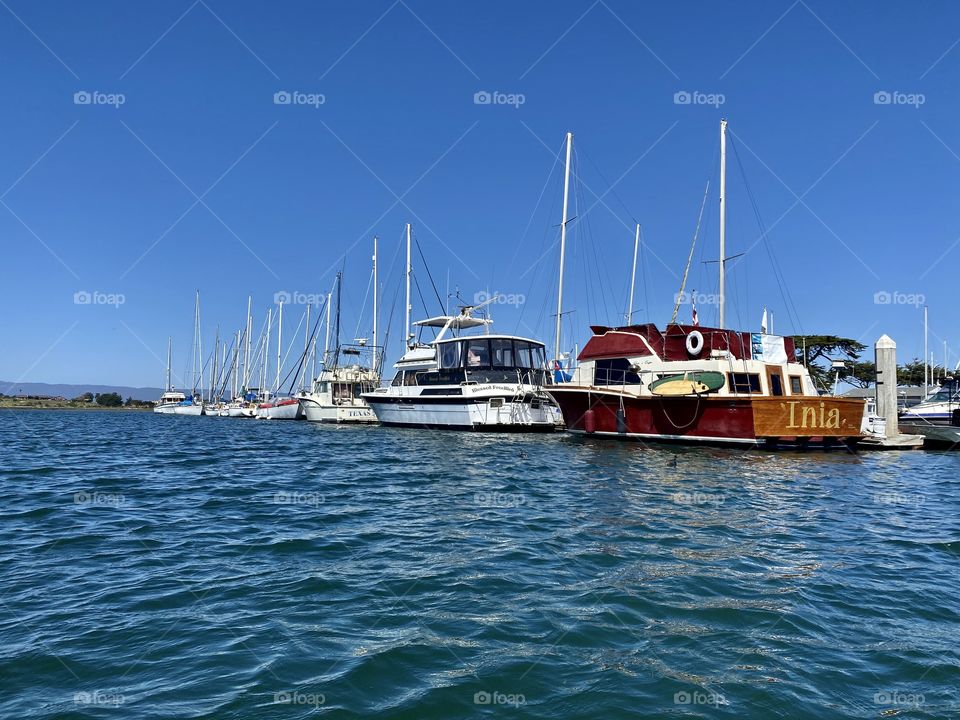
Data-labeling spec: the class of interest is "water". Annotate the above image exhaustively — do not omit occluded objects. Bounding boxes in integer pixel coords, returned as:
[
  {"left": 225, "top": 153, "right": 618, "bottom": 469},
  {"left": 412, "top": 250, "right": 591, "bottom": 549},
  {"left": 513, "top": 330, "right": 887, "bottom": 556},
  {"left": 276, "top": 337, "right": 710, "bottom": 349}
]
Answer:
[{"left": 0, "top": 410, "right": 957, "bottom": 719}]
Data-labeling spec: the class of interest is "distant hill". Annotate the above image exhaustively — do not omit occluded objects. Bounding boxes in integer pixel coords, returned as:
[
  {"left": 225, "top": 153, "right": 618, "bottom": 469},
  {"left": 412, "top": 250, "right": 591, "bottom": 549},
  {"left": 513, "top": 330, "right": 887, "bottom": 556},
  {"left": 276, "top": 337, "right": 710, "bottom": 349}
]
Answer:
[{"left": 0, "top": 381, "right": 165, "bottom": 402}]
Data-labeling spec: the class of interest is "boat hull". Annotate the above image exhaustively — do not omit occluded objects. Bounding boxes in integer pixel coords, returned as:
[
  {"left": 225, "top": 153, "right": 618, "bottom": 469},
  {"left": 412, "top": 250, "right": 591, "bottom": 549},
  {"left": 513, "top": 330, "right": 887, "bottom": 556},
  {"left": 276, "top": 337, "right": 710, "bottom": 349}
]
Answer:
[
  {"left": 547, "top": 386, "right": 864, "bottom": 448},
  {"left": 257, "top": 400, "right": 303, "bottom": 420},
  {"left": 300, "top": 398, "right": 377, "bottom": 424},
  {"left": 364, "top": 392, "right": 561, "bottom": 431},
  {"left": 155, "top": 403, "right": 202, "bottom": 416}
]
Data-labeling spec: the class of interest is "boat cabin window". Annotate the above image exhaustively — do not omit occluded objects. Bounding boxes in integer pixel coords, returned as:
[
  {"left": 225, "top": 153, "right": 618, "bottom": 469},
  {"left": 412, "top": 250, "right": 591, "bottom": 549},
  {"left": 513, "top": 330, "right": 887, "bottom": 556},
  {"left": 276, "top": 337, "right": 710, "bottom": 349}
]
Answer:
[
  {"left": 465, "top": 339, "right": 490, "bottom": 368},
  {"left": 924, "top": 388, "right": 960, "bottom": 403},
  {"left": 594, "top": 358, "right": 641, "bottom": 385},
  {"left": 403, "top": 371, "right": 419, "bottom": 386},
  {"left": 439, "top": 342, "right": 461, "bottom": 369},
  {"left": 728, "top": 372, "right": 762, "bottom": 394},
  {"left": 391, "top": 372, "right": 404, "bottom": 387},
  {"left": 491, "top": 339, "right": 516, "bottom": 368},
  {"left": 516, "top": 343, "right": 533, "bottom": 369},
  {"left": 789, "top": 375, "right": 803, "bottom": 394}
]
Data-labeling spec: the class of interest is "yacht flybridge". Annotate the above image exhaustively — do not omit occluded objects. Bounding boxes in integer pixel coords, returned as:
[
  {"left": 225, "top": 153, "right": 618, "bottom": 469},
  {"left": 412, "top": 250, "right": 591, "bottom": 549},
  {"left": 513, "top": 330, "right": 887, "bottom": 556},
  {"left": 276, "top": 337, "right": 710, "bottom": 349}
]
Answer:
[{"left": 362, "top": 310, "right": 561, "bottom": 431}]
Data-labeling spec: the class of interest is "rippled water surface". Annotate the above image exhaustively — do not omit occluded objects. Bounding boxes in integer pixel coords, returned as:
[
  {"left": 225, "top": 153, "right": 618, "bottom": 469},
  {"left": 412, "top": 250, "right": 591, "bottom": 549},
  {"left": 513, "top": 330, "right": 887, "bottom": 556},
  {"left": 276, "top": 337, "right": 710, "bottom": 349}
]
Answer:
[{"left": 1, "top": 410, "right": 958, "bottom": 718}]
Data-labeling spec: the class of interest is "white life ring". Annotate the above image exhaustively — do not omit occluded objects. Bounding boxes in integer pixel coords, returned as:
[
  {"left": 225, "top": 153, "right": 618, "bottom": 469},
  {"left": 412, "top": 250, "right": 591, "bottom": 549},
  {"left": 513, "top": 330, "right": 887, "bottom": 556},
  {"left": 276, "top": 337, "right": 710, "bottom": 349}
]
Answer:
[{"left": 685, "top": 330, "right": 704, "bottom": 356}]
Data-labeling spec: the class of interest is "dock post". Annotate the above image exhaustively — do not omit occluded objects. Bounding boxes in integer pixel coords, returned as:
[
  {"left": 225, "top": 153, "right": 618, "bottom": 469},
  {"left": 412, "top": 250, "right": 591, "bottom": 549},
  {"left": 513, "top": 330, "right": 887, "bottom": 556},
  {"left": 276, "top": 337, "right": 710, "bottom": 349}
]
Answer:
[{"left": 875, "top": 335, "right": 898, "bottom": 439}]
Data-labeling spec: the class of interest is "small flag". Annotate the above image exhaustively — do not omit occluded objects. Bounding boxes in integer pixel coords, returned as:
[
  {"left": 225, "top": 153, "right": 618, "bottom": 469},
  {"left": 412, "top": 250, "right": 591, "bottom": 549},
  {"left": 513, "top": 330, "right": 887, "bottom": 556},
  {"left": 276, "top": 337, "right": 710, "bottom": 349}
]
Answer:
[
  {"left": 761, "top": 308, "right": 768, "bottom": 334},
  {"left": 691, "top": 290, "right": 699, "bottom": 326}
]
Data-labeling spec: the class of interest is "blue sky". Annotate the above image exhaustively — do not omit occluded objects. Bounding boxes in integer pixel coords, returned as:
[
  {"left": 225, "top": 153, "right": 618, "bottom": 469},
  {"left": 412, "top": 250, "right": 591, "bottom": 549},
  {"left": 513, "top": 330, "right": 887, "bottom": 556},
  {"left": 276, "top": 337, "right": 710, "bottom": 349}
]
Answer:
[{"left": 2, "top": 0, "right": 959, "bottom": 388}]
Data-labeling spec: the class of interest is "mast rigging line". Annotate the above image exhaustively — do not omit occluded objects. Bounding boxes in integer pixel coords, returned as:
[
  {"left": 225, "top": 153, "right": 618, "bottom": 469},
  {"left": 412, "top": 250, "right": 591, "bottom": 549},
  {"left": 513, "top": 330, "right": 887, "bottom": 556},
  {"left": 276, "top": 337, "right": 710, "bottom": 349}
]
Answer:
[
  {"left": 282, "top": 296, "right": 329, "bottom": 395},
  {"left": 413, "top": 235, "right": 445, "bottom": 314},
  {"left": 726, "top": 132, "right": 804, "bottom": 335},
  {"left": 671, "top": 180, "right": 711, "bottom": 325}
]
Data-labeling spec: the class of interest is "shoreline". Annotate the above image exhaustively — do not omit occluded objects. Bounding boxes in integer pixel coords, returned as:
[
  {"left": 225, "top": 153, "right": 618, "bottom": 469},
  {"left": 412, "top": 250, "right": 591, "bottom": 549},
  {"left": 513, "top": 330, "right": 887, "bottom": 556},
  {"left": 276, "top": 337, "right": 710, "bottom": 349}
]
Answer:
[{"left": 0, "top": 402, "right": 151, "bottom": 411}]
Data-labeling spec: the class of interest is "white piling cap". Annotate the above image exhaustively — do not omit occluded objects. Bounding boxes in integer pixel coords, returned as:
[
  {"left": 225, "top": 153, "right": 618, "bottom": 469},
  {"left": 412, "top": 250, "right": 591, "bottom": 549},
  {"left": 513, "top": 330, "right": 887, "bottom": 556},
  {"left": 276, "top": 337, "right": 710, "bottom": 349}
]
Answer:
[{"left": 876, "top": 334, "right": 896, "bottom": 349}]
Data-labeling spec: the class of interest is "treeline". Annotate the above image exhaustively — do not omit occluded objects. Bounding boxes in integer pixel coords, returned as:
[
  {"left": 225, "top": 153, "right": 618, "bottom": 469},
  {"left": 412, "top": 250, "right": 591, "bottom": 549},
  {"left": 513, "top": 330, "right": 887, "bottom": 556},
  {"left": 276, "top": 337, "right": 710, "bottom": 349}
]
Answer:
[
  {"left": 792, "top": 335, "right": 951, "bottom": 390},
  {"left": 72, "top": 392, "right": 153, "bottom": 408}
]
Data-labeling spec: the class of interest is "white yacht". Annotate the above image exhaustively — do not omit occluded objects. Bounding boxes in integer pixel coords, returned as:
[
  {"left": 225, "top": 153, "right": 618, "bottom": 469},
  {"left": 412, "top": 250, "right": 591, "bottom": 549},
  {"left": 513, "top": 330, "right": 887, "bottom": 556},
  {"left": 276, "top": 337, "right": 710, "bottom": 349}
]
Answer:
[{"left": 363, "top": 311, "right": 561, "bottom": 431}]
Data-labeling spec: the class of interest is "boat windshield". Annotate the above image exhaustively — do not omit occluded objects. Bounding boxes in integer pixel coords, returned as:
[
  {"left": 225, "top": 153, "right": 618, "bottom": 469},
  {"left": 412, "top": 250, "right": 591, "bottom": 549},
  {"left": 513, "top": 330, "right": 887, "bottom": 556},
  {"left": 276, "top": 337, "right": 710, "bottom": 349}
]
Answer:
[
  {"left": 923, "top": 388, "right": 960, "bottom": 403},
  {"left": 439, "top": 338, "right": 546, "bottom": 370},
  {"left": 424, "top": 338, "right": 550, "bottom": 385}
]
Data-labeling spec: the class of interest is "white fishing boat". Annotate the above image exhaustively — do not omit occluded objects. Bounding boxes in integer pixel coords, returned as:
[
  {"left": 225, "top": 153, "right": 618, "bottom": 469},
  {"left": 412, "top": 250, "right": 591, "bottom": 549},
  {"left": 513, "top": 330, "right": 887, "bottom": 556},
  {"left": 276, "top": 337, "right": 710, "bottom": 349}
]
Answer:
[{"left": 299, "top": 242, "right": 382, "bottom": 424}]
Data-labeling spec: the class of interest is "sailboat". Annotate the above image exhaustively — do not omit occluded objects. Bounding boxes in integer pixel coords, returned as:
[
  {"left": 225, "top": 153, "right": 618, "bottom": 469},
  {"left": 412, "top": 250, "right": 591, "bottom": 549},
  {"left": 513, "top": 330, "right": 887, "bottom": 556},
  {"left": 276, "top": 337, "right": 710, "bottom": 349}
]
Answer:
[
  {"left": 155, "top": 293, "right": 204, "bottom": 416},
  {"left": 545, "top": 121, "right": 867, "bottom": 449},
  {"left": 154, "top": 337, "right": 189, "bottom": 413},
  {"left": 257, "top": 299, "right": 304, "bottom": 420},
  {"left": 361, "top": 226, "right": 561, "bottom": 430},
  {"left": 299, "top": 251, "right": 380, "bottom": 424}
]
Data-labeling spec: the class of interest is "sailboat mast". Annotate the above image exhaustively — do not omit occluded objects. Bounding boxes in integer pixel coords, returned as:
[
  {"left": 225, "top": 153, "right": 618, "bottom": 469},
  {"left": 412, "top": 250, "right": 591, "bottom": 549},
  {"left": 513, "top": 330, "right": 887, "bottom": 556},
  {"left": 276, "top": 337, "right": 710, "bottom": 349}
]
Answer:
[
  {"left": 334, "top": 272, "right": 342, "bottom": 363},
  {"left": 719, "top": 119, "right": 727, "bottom": 329},
  {"left": 244, "top": 295, "right": 252, "bottom": 389},
  {"left": 233, "top": 331, "right": 240, "bottom": 399},
  {"left": 373, "top": 236, "right": 379, "bottom": 362},
  {"left": 275, "top": 300, "right": 283, "bottom": 393},
  {"left": 300, "top": 304, "right": 311, "bottom": 391},
  {"left": 166, "top": 337, "right": 172, "bottom": 391},
  {"left": 555, "top": 131, "right": 573, "bottom": 362},
  {"left": 264, "top": 308, "right": 272, "bottom": 395},
  {"left": 191, "top": 292, "right": 199, "bottom": 393},
  {"left": 405, "top": 223, "right": 412, "bottom": 348},
  {"left": 924, "top": 305, "right": 929, "bottom": 399},
  {"left": 324, "top": 291, "right": 332, "bottom": 365},
  {"left": 627, "top": 223, "right": 640, "bottom": 324}
]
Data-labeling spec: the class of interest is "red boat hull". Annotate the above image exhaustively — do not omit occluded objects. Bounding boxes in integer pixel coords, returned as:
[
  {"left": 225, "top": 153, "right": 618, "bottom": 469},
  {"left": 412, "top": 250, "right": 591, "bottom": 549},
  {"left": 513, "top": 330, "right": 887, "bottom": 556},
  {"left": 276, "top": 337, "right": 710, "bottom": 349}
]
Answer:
[{"left": 548, "top": 386, "right": 864, "bottom": 449}]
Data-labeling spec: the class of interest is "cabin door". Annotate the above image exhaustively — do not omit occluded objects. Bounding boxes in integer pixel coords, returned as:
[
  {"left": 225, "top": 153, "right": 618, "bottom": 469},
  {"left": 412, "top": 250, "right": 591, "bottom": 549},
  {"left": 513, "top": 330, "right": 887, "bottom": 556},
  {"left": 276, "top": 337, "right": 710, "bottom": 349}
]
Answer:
[{"left": 766, "top": 366, "right": 784, "bottom": 396}]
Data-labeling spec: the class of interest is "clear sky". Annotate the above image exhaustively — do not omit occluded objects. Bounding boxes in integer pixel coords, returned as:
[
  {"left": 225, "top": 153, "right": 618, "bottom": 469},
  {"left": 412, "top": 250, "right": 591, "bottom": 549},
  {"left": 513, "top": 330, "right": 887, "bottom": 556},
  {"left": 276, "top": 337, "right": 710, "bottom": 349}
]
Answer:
[{"left": 2, "top": 1, "right": 959, "bottom": 388}]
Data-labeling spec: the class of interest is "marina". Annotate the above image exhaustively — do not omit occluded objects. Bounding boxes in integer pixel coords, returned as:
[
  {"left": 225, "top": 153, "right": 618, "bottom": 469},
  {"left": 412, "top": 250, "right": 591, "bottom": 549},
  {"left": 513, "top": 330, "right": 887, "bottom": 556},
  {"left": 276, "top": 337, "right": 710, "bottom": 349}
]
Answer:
[{"left": 5, "top": 2, "right": 960, "bottom": 718}]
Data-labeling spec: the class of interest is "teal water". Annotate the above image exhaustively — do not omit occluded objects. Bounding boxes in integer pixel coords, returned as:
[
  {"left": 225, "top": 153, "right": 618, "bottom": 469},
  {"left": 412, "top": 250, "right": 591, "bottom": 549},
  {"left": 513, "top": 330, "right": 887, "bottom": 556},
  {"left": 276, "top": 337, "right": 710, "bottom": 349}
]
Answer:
[{"left": 0, "top": 410, "right": 957, "bottom": 719}]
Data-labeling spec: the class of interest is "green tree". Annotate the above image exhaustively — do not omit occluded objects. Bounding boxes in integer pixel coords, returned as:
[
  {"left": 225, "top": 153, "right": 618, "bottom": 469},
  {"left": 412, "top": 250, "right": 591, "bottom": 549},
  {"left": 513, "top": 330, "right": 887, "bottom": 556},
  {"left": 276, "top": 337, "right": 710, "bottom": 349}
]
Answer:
[
  {"left": 844, "top": 360, "right": 876, "bottom": 389},
  {"left": 791, "top": 335, "right": 867, "bottom": 390},
  {"left": 896, "top": 358, "right": 947, "bottom": 386},
  {"left": 73, "top": 392, "right": 95, "bottom": 403},
  {"left": 96, "top": 392, "right": 123, "bottom": 407}
]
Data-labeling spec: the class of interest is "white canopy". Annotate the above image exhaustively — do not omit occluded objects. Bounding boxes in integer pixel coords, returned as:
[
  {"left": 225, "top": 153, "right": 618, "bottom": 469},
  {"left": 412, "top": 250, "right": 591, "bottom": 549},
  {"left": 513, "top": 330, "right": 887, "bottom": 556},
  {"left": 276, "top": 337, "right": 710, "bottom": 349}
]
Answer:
[{"left": 414, "top": 315, "right": 492, "bottom": 330}]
